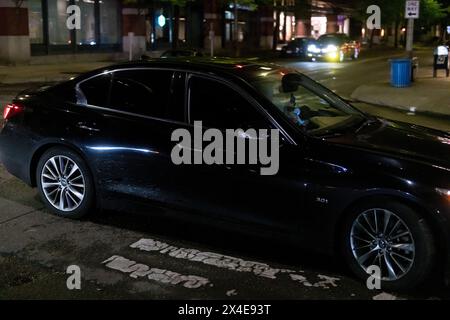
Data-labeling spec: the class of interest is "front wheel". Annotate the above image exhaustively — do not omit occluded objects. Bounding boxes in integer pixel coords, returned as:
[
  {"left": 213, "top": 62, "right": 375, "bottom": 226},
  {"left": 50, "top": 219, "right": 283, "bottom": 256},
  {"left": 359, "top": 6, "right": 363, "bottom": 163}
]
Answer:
[
  {"left": 37, "top": 147, "right": 95, "bottom": 219},
  {"left": 342, "top": 200, "right": 435, "bottom": 291}
]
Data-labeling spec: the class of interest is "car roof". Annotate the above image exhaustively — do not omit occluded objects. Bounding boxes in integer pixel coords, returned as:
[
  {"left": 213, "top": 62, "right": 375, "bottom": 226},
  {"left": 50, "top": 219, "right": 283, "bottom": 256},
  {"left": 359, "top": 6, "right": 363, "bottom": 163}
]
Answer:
[{"left": 76, "top": 58, "right": 294, "bottom": 83}]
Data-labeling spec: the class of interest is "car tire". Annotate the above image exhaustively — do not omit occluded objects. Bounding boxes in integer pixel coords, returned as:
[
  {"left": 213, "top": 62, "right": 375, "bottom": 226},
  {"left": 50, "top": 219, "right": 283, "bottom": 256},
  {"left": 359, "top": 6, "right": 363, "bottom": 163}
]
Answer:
[
  {"left": 341, "top": 199, "right": 435, "bottom": 291},
  {"left": 36, "top": 147, "right": 95, "bottom": 219}
]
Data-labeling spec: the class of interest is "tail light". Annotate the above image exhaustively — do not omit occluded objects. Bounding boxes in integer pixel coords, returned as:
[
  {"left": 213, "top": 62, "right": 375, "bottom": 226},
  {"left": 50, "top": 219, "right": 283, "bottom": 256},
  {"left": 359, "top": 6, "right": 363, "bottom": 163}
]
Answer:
[{"left": 3, "top": 103, "right": 24, "bottom": 120}]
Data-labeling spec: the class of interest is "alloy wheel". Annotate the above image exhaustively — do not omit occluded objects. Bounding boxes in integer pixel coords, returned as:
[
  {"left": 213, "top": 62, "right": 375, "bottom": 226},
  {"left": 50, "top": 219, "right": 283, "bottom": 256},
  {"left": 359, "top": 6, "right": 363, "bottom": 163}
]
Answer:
[
  {"left": 350, "top": 208, "right": 415, "bottom": 281},
  {"left": 41, "top": 155, "right": 85, "bottom": 212}
]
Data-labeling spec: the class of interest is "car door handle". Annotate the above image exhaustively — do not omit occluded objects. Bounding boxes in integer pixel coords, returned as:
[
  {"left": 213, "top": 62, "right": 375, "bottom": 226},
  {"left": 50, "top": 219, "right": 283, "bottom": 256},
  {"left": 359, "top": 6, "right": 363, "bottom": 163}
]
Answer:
[{"left": 76, "top": 122, "right": 100, "bottom": 132}]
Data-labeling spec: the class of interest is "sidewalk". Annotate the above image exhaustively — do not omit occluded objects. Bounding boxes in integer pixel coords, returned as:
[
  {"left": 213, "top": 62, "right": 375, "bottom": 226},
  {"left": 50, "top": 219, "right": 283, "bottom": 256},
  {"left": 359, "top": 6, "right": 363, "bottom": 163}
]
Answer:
[
  {"left": 352, "top": 78, "right": 450, "bottom": 116},
  {"left": 351, "top": 48, "right": 450, "bottom": 117}
]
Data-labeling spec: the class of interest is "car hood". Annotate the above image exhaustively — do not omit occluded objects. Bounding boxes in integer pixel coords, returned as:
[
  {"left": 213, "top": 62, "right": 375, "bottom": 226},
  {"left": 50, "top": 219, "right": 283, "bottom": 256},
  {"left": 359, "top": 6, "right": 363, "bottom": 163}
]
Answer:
[{"left": 326, "top": 118, "right": 450, "bottom": 168}]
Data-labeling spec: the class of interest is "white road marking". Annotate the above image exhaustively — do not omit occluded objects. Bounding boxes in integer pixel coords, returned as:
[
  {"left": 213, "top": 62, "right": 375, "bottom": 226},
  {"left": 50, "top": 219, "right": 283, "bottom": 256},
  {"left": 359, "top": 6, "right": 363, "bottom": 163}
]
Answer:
[
  {"left": 372, "top": 292, "right": 403, "bottom": 300},
  {"left": 129, "top": 238, "right": 341, "bottom": 289},
  {"left": 102, "top": 255, "right": 210, "bottom": 289},
  {"left": 226, "top": 289, "right": 238, "bottom": 297},
  {"left": 130, "top": 238, "right": 283, "bottom": 279}
]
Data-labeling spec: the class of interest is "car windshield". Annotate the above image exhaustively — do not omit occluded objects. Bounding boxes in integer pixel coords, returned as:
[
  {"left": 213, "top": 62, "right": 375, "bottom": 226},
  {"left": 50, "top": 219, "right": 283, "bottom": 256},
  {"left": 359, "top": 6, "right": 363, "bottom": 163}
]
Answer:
[
  {"left": 251, "top": 71, "right": 365, "bottom": 135},
  {"left": 319, "top": 35, "right": 347, "bottom": 44}
]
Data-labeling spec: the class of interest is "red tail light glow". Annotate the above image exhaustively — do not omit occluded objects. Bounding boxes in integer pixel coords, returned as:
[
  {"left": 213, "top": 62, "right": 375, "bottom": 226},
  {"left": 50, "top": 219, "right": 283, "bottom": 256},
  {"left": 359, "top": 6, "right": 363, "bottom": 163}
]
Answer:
[{"left": 3, "top": 103, "right": 24, "bottom": 120}]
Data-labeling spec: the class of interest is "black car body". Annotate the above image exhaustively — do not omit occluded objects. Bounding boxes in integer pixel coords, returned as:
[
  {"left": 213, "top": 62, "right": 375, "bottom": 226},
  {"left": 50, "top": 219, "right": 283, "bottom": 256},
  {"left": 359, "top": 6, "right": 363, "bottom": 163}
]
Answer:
[
  {"left": 307, "top": 33, "right": 361, "bottom": 62},
  {"left": 1, "top": 59, "right": 449, "bottom": 290},
  {"left": 280, "top": 37, "right": 315, "bottom": 58}
]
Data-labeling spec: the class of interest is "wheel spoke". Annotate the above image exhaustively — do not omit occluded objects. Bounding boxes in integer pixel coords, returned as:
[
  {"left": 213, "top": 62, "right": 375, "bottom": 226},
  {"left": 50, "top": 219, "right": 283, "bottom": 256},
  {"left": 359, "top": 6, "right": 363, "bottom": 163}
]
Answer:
[
  {"left": 387, "top": 220, "right": 401, "bottom": 237},
  {"left": 67, "top": 164, "right": 80, "bottom": 179},
  {"left": 389, "top": 253, "right": 406, "bottom": 274},
  {"left": 362, "top": 214, "right": 376, "bottom": 234},
  {"left": 49, "top": 158, "right": 61, "bottom": 177},
  {"left": 42, "top": 182, "right": 60, "bottom": 188},
  {"left": 66, "top": 191, "right": 79, "bottom": 205},
  {"left": 391, "top": 243, "right": 414, "bottom": 252},
  {"left": 351, "top": 235, "right": 372, "bottom": 244},
  {"left": 383, "top": 210, "right": 392, "bottom": 234},
  {"left": 357, "top": 247, "right": 378, "bottom": 265},
  {"left": 44, "top": 165, "right": 58, "bottom": 180},
  {"left": 68, "top": 187, "right": 83, "bottom": 200},
  {"left": 70, "top": 183, "right": 85, "bottom": 189},
  {"left": 352, "top": 244, "right": 372, "bottom": 251},
  {"left": 391, "top": 251, "right": 414, "bottom": 263},
  {"left": 389, "top": 231, "right": 410, "bottom": 241},
  {"left": 383, "top": 253, "right": 397, "bottom": 280},
  {"left": 373, "top": 210, "right": 379, "bottom": 234},
  {"left": 59, "top": 189, "right": 65, "bottom": 210},
  {"left": 355, "top": 220, "right": 376, "bottom": 240}
]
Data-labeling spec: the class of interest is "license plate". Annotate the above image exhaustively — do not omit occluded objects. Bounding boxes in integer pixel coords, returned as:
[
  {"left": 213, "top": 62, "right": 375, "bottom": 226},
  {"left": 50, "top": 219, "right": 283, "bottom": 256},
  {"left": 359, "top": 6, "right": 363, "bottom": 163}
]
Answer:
[{"left": 286, "top": 50, "right": 292, "bottom": 54}]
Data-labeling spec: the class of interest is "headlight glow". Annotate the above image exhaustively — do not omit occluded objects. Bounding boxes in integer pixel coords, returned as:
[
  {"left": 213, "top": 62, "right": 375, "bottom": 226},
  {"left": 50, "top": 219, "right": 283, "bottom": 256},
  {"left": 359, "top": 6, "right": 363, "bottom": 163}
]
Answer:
[
  {"left": 322, "top": 45, "right": 338, "bottom": 53},
  {"left": 308, "top": 44, "right": 320, "bottom": 53}
]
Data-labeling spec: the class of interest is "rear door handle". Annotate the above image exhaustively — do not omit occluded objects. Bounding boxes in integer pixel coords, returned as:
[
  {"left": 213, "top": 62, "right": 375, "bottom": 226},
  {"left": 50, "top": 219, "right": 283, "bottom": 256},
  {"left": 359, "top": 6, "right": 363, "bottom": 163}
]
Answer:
[{"left": 76, "top": 122, "right": 100, "bottom": 132}]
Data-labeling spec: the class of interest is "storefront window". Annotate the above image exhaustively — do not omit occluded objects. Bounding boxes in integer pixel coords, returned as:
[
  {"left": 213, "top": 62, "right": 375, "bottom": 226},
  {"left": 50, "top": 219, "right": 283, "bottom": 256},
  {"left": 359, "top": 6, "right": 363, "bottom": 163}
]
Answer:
[
  {"left": 29, "top": 0, "right": 44, "bottom": 44},
  {"left": 48, "top": 0, "right": 71, "bottom": 45},
  {"left": 75, "top": 0, "right": 96, "bottom": 45},
  {"left": 100, "top": 0, "right": 120, "bottom": 44}
]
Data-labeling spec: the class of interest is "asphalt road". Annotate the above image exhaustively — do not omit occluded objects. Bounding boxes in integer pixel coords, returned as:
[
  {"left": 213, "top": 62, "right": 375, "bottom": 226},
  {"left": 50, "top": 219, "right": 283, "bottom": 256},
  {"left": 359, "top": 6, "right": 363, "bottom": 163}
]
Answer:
[{"left": 0, "top": 54, "right": 449, "bottom": 300}]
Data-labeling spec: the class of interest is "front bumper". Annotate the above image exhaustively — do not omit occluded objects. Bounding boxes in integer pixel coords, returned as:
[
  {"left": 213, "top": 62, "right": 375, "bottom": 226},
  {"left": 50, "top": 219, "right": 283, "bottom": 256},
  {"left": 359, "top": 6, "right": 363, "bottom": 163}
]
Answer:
[{"left": 307, "top": 51, "right": 340, "bottom": 61}]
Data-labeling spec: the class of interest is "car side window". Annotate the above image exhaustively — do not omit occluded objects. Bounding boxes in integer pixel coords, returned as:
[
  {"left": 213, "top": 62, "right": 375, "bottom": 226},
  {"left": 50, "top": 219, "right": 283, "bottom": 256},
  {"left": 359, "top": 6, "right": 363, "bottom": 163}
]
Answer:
[
  {"left": 188, "top": 76, "right": 270, "bottom": 130},
  {"left": 77, "top": 73, "right": 112, "bottom": 107},
  {"left": 109, "top": 69, "right": 176, "bottom": 120}
]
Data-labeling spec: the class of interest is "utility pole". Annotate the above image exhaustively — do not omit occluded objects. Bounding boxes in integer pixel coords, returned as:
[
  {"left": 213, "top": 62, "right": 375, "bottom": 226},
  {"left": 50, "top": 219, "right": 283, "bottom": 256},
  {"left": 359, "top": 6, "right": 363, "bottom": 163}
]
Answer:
[
  {"left": 405, "top": 18, "right": 414, "bottom": 58},
  {"left": 405, "top": 0, "right": 420, "bottom": 58}
]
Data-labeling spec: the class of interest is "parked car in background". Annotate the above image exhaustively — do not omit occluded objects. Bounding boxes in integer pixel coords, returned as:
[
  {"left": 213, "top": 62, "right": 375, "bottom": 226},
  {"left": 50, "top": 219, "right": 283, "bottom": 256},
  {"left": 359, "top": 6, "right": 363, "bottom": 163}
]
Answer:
[
  {"left": 160, "top": 49, "right": 203, "bottom": 58},
  {"left": 307, "top": 33, "right": 360, "bottom": 62},
  {"left": 280, "top": 37, "right": 316, "bottom": 59}
]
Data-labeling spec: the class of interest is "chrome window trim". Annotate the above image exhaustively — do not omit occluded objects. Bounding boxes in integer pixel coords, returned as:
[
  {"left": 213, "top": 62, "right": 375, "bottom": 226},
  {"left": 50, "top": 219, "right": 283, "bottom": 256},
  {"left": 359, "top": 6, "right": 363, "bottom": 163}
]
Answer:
[{"left": 74, "top": 66, "right": 296, "bottom": 145}]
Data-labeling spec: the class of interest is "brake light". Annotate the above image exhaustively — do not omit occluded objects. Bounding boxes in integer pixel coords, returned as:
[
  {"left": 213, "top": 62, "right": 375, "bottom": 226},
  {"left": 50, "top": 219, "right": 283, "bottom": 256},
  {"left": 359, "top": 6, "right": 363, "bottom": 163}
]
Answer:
[{"left": 3, "top": 103, "right": 24, "bottom": 120}]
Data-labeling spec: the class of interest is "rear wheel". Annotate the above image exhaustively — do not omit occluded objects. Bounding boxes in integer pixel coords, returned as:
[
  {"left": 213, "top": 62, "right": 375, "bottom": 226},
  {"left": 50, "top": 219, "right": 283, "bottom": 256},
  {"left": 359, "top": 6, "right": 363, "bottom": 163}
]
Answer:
[
  {"left": 342, "top": 200, "right": 435, "bottom": 291},
  {"left": 37, "top": 147, "right": 95, "bottom": 219}
]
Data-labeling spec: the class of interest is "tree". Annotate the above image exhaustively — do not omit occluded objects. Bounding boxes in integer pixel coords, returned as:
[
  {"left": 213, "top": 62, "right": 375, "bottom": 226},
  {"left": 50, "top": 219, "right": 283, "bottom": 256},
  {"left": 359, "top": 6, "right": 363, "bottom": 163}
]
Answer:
[{"left": 354, "top": 0, "right": 445, "bottom": 48}]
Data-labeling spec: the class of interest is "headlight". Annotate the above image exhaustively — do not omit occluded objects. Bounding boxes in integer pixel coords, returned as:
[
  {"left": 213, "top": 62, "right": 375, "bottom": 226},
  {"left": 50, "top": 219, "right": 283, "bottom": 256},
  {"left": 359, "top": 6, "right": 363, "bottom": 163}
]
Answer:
[
  {"left": 322, "top": 45, "right": 338, "bottom": 53},
  {"left": 308, "top": 44, "right": 320, "bottom": 53},
  {"left": 436, "top": 188, "right": 450, "bottom": 200}
]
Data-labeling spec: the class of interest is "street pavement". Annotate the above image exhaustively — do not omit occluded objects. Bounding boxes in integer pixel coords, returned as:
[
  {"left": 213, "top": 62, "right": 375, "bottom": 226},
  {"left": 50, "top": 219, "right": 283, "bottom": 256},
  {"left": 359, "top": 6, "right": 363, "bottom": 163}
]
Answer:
[{"left": 0, "top": 50, "right": 450, "bottom": 299}]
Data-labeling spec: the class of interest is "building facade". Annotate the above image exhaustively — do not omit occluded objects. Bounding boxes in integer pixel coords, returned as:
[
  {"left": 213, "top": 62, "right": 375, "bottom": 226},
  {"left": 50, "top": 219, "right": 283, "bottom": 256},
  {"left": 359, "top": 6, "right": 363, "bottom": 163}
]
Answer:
[{"left": 0, "top": 0, "right": 356, "bottom": 64}]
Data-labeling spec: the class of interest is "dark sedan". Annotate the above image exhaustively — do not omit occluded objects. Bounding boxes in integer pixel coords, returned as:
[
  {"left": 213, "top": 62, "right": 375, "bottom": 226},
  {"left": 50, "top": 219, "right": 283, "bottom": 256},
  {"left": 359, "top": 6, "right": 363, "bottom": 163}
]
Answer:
[
  {"left": 307, "top": 33, "right": 360, "bottom": 62},
  {"left": 1, "top": 60, "right": 449, "bottom": 291},
  {"left": 280, "top": 37, "right": 315, "bottom": 59}
]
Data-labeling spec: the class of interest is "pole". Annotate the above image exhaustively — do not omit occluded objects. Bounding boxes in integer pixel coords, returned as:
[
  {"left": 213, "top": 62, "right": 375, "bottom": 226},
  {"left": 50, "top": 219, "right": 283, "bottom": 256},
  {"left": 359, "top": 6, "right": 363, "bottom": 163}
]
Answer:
[
  {"left": 128, "top": 32, "right": 134, "bottom": 61},
  {"left": 406, "top": 18, "right": 414, "bottom": 58},
  {"left": 209, "top": 23, "right": 215, "bottom": 57}
]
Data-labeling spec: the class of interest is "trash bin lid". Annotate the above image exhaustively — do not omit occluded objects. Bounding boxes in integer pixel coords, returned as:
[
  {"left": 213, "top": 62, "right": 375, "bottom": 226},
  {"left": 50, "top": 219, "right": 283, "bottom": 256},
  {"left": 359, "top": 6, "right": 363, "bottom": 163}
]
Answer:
[
  {"left": 389, "top": 58, "right": 411, "bottom": 63},
  {"left": 434, "top": 46, "right": 449, "bottom": 55}
]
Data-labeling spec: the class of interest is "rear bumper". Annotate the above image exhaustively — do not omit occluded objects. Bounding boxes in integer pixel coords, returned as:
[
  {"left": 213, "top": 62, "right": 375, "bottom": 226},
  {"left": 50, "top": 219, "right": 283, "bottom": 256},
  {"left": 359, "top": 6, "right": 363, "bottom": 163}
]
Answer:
[{"left": 0, "top": 123, "right": 33, "bottom": 185}]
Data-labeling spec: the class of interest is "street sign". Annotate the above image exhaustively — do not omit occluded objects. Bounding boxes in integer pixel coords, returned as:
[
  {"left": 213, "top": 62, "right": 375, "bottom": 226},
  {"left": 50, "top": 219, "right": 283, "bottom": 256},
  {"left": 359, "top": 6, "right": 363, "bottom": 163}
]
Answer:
[{"left": 405, "top": 0, "right": 420, "bottom": 19}]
